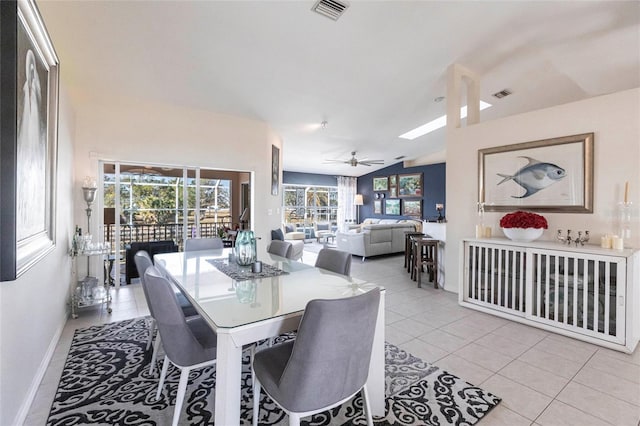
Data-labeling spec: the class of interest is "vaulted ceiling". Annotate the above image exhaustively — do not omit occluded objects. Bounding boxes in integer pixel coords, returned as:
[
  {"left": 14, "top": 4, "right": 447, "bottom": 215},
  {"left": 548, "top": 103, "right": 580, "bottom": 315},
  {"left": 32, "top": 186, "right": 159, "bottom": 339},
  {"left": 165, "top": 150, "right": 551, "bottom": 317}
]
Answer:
[{"left": 39, "top": 1, "right": 640, "bottom": 176}]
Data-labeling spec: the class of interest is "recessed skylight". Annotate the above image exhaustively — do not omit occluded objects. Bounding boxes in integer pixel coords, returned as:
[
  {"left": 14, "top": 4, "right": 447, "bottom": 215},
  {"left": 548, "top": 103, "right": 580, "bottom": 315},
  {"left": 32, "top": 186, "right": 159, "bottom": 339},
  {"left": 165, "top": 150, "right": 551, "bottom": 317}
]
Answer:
[{"left": 399, "top": 101, "right": 492, "bottom": 140}]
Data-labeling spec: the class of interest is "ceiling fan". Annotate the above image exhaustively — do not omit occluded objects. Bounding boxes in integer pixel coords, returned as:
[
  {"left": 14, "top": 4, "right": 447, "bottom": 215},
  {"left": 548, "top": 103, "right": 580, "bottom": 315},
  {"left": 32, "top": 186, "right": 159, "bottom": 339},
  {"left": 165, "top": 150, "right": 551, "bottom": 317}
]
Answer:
[{"left": 324, "top": 151, "right": 384, "bottom": 167}]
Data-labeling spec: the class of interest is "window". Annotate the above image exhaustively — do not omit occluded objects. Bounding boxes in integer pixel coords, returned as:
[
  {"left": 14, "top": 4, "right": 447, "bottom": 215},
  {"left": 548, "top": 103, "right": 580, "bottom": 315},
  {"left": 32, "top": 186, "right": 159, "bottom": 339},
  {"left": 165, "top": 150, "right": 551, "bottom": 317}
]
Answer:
[{"left": 283, "top": 184, "right": 338, "bottom": 225}]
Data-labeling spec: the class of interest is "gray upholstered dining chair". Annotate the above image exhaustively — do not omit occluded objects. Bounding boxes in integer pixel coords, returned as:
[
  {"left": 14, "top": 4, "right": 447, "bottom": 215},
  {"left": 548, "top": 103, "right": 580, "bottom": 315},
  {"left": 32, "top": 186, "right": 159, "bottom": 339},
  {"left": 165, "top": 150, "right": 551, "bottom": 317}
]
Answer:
[
  {"left": 267, "top": 240, "right": 293, "bottom": 259},
  {"left": 144, "top": 265, "right": 218, "bottom": 426},
  {"left": 184, "top": 237, "right": 224, "bottom": 251},
  {"left": 134, "top": 250, "right": 198, "bottom": 375},
  {"left": 314, "top": 248, "right": 352, "bottom": 276},
  {"left": 252, "top": 288, "right": 380, "bottom": 426}
]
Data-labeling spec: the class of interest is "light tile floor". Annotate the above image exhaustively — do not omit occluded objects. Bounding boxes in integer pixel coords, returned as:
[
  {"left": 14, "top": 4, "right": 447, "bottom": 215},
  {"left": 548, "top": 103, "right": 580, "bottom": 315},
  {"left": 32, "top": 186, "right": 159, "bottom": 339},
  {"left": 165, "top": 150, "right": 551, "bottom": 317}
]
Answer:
[{"left": 25, "top": 250, "right": 640, "bottom": 425}]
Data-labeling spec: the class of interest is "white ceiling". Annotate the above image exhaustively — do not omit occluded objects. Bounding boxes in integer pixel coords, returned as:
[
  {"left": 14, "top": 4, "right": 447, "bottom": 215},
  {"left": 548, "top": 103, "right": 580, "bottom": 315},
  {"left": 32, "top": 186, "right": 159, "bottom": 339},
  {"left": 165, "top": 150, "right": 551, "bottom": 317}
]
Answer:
[{"left": 38, "top": 0, "right": 640, "bottom": 177}]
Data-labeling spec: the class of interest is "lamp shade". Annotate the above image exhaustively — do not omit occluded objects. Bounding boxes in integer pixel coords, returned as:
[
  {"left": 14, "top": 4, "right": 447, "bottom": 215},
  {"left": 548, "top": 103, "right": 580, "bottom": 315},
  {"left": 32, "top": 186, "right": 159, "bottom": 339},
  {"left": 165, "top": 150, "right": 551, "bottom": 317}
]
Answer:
[{"left": 354, "top": 194, "right": 364, "bottom": 206}]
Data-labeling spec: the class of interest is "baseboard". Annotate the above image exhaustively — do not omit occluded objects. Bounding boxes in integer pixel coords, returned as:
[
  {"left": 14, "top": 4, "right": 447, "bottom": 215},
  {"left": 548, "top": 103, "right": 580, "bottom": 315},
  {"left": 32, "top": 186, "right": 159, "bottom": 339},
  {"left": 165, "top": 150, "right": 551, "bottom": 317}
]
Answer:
[{"left": 13, "top": 309, "right": 68, "bottom": 425}]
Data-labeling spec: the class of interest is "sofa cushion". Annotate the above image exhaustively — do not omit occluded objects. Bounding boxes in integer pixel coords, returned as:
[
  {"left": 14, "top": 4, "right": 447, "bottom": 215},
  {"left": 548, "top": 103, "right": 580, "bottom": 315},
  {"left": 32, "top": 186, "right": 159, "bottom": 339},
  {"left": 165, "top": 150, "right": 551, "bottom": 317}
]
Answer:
[
  {"left": 361, "top": 218, "right": 380, "bottom": 225},
  {"left": 316, "top": 223, "right": 330, "bottom": 231},
  {"left": 369, "top": 228, "right": 392, "bottom": 243},
  {"left": 271, "top": 229, "right": 285, "bottom": 241},
  {"left": 378, "top": 219, "right": 399, "bottom": 224}
]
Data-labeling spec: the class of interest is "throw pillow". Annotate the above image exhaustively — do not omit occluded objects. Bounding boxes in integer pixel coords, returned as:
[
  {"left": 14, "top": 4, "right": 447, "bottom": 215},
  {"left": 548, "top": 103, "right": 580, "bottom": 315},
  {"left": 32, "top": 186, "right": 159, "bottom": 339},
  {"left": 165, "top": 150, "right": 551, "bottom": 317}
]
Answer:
[
  {"left": 271, "top": 229, "right": 285, "bottom": 241},
  {"left": 284, "top": 224, "right": 295, "bottom": 233}
]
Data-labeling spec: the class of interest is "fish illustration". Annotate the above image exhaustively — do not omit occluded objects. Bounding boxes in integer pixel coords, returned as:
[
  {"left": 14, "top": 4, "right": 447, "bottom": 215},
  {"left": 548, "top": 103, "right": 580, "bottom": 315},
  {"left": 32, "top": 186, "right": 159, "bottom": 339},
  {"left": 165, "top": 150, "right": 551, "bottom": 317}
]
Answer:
[{"left": 497, "top": 156, "right": 566, "bottom": 198}]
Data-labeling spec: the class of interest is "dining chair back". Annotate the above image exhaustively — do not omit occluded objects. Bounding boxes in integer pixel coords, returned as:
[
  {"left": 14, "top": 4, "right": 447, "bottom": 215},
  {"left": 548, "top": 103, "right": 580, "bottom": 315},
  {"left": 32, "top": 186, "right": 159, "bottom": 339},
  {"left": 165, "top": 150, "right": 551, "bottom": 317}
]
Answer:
[
  {"left": 135, "top": 249, "right": 199, "bottom": 374},
  {"left": 267, "top": 240, "right": 293, "bottom": 258},
  {"left": 133, "top": 251, "right": 156, "bottom": 348},
  {"left": 314, "top": 248, "right": 352, "bottom": 276},
  {"left": 185, "top": 237, "right": 224, "bottom": 251},
  {"left": 144, "top": 265, "right": 218, "bottom": 426},
  {"left": 252, "top": 288, "right": 380, "bottom": 426}
]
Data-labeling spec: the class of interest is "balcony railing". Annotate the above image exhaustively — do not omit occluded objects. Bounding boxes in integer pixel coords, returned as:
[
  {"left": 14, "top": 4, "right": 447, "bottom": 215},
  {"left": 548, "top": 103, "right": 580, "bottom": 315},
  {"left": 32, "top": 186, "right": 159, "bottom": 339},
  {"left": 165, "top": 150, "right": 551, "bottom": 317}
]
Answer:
[{"left": 104, "top": 221, "right": 232, "bottom": 251}]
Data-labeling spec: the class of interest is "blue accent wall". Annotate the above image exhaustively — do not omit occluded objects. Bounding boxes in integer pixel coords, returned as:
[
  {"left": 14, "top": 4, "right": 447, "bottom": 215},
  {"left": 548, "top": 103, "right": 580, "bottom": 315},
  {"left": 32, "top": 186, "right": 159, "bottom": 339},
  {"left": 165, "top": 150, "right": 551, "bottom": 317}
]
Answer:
[
  {"left": 283, "top": 171, "right": 337, "bottom": 186},
  {"left": 357, "top": 162, "right": 446, "bottom": 221}
]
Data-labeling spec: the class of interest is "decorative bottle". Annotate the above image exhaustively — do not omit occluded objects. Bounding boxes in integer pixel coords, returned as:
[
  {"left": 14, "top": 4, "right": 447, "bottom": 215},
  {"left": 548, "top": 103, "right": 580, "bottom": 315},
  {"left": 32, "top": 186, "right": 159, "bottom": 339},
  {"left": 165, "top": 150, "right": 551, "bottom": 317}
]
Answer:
[{"left": 234, "top": 230, "right": 257, "bottom": 266}]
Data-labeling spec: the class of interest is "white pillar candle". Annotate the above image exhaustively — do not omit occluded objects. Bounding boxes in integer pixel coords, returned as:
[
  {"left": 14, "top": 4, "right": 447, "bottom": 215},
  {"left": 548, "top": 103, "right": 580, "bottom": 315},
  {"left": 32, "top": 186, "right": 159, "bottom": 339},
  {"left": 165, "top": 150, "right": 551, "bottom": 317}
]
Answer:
[
  {"left": 600, "top": 235, "right": 612, "bottom": 249},
  {"left": 475, "top": 224, "right": 484, "bottom": 238},
  {"left": 484, "top": 226, "right": 492, "bottom": 238},
  {"left": 611, "top": 235, "right": 624, "bottom": 250}
]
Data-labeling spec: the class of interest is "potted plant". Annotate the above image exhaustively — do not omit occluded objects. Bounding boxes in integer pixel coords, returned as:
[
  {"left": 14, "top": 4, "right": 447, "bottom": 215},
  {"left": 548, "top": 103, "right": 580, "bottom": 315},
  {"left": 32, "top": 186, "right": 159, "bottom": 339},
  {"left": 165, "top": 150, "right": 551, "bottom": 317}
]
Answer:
[{"left": 499, "top": 211, "right": 548, "bottom": 242}]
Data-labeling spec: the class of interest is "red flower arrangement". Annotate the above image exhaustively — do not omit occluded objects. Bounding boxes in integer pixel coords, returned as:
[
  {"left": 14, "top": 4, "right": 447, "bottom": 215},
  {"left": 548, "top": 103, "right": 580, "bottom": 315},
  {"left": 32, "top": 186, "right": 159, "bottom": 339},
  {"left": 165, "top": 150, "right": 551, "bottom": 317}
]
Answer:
[{"left": 499, "top": 211, "right": 548, "bottom": 229}]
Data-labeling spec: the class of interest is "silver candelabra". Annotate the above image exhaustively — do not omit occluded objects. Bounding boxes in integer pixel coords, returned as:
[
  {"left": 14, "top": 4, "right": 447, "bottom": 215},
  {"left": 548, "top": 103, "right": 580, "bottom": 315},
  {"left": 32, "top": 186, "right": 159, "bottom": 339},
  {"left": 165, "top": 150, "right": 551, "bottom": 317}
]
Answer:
[{"left": 557, "top": 229, "right": 590, "bottom": 246}]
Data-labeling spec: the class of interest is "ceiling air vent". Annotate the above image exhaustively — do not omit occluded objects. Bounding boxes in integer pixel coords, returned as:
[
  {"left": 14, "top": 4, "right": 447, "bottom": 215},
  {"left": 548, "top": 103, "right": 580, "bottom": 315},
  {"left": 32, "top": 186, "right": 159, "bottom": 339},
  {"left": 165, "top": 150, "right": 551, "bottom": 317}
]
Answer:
[
  {"left": 394, "top": 155, "right": 406, "bottom": 160},
  {"left": 492, "top": 89, "right": 512, "bottom": 99},
  {"left": 311, "top": 0, "right": 349, "bottom": 21}
]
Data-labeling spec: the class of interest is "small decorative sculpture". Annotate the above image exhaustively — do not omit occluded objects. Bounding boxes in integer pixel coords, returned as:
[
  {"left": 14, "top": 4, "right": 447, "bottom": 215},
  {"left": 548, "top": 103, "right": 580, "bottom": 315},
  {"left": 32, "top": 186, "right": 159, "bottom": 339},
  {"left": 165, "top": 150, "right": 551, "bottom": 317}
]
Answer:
[
  {"left": 557, "top": 229, "right": 589, "bottom": 246},
  {"left": 436, "top": 204, "right": 444, "bottom": 222}
]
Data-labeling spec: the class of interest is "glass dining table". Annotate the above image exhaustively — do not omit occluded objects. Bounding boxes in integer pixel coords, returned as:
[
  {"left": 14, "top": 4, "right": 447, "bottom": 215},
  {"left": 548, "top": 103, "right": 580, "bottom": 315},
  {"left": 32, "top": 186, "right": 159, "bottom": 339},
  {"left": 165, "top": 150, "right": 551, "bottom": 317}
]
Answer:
[{"left": 153, "top": 248, "right": 386, "bottom": 425}]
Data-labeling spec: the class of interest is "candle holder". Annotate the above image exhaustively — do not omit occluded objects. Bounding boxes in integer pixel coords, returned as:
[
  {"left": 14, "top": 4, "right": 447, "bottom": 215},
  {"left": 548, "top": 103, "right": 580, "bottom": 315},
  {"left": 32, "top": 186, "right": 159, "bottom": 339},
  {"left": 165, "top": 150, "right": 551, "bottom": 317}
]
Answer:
[
  {"left": 475, "top": 202, "right": 485, "bottom": 238},
  {"left": 618, "top": 201, "right": 632, "bottom": 244},
  {"left": 557, "top": 229, "right": 589, "bottom": 246}
]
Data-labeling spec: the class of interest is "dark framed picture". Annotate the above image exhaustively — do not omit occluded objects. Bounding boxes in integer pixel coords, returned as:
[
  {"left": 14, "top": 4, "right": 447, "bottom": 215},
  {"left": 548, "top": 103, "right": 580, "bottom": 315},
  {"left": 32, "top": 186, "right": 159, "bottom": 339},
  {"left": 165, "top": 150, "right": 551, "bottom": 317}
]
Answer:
[
  {"left": 1, "top": 0, "right": 59, "bottom": 281},
  {"left": 271, "top": 144, "right": 279, "bottom": 196},
  {"left": 398, "top": 173, "right": 423, "bottom": 197},
  {"left": 373, "top": 176, "right": 388, "bottom": 191},
  {"left": 385, "top": 199, "right": 400, "bottom": 215},
  {"left": 479, "top": 133, "right": 594, "bottom": 212},
  {"left": 389, "top": 175, "right": 397, "bottom": 186},
  {"left": 402, "top": 199, "right": 422, "bottom": 217},
  {"left": 373, "top": 200, "right": 382, "bottom": 214},
  {"left": 390, "top": 187, "right": 397, "bottom": 198}
]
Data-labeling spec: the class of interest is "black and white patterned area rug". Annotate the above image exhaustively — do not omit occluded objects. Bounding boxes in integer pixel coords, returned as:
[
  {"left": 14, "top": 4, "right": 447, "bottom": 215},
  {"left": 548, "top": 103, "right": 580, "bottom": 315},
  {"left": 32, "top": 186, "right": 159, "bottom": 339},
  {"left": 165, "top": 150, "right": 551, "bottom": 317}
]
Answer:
[{"left": 47, "top": 318, "right": 500, "bottom": 425}]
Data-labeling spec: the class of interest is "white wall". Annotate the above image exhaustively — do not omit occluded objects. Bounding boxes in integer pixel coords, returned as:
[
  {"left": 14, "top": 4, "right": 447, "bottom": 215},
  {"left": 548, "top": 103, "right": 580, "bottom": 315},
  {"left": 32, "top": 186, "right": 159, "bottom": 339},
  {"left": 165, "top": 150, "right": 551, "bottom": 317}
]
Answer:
[
  {"left": 0, "top": 88, "right": 75, "bottom": 425},
  {"left": 70, "top": 93, "right": 283, "bottom": 256},
  {"left": 445, "top": 88, "right": 640, "bottom": 291},
  {"left": 1, "top": 88, "right": 284, "bottom": 425}
]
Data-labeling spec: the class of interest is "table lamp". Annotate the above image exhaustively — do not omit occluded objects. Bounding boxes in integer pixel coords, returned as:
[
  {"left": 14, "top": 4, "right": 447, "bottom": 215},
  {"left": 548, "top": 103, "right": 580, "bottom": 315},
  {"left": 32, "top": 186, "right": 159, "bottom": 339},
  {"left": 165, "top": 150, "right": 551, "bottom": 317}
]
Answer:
[{"left": 354, "top": 194, "right": 364, "bottom": 224}]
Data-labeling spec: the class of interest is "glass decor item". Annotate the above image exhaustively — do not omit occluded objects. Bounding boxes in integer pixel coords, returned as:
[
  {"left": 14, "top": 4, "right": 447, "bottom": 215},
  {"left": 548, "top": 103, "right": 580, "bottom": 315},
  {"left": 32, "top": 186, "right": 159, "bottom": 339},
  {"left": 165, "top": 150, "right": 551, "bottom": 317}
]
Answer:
[
  {"left": 475, "top": 202, "right": 485, "bottom": 238},
  {"left": 618, "top": 201, "right": 632, "bottom": 244},
  {"left": 234, "top": 230, "right": 257, "bottom": 266}
]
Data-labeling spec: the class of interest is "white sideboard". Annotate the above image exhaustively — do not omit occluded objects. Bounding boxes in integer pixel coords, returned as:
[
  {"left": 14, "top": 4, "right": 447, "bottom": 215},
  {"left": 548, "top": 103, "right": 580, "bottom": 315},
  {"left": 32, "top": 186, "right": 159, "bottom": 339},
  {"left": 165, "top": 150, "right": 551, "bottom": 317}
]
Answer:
[{"left": 460, "top": 238, "right": 639, "bottom": 353}]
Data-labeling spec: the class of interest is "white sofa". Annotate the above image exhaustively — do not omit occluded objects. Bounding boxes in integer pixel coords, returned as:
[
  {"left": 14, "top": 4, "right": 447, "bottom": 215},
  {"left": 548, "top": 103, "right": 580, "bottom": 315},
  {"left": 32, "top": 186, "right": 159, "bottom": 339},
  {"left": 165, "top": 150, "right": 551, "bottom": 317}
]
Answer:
[{"left": 336, "top": 218, "right": 420, "bottom": 260}]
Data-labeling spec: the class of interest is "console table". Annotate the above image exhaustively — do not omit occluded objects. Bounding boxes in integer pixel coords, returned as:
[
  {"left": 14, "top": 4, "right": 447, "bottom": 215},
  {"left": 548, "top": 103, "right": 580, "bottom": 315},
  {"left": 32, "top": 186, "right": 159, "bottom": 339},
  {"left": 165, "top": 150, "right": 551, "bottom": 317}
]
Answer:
[{"left": 460, "top": 238, "right": 639, "bottom": 353}]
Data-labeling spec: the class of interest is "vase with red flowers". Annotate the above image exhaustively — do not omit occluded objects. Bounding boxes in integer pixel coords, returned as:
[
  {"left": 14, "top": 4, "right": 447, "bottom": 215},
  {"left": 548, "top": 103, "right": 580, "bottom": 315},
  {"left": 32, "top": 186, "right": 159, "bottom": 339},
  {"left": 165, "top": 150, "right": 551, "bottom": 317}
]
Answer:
[{"left": 500, "top": 211, "right": 548, "bottom": 242}]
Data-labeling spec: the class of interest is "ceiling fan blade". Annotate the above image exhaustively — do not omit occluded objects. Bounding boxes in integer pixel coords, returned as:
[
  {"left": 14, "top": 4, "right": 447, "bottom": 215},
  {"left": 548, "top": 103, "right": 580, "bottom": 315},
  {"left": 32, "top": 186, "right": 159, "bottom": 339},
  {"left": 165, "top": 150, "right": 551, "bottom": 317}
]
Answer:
[{"left": 324, "top": 151, "right": 383, "bottom": 167}]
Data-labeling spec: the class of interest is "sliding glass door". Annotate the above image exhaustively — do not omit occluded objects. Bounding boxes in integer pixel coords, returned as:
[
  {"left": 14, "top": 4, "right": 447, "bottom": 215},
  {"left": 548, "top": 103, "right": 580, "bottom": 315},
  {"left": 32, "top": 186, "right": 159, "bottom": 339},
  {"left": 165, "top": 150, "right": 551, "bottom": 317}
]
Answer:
[{"left": 101, "top": 161, "right": 250, "bottom": 286}]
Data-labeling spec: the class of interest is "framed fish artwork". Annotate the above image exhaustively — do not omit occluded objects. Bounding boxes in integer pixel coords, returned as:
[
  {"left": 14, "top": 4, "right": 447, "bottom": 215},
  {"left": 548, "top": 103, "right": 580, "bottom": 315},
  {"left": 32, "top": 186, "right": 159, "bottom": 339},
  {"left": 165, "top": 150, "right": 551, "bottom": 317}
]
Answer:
[{"left": 479, "top": 133, "right": 594, "bottom": 213}]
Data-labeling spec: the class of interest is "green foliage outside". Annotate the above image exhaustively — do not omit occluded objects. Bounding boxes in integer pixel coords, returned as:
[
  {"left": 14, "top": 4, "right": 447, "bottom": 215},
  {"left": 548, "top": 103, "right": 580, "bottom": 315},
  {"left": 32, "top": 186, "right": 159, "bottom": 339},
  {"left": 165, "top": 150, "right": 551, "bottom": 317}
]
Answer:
[
  {"left": 283, "top": 185, "right": 337, "bottom": 224},
  {"left": 103, "top": 174, "right": 230, "bottom": 224}
]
